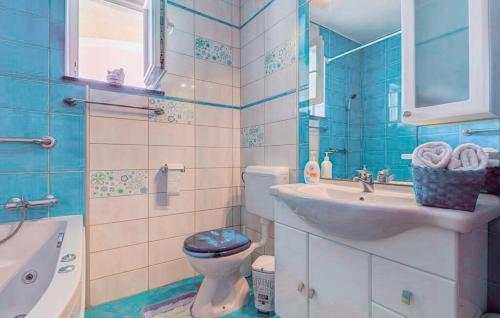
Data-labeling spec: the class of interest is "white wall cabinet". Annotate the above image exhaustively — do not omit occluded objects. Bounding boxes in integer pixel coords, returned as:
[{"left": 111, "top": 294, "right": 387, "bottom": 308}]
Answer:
[{"left": 402, "top": 0, "right": 500, "bottom": 125}]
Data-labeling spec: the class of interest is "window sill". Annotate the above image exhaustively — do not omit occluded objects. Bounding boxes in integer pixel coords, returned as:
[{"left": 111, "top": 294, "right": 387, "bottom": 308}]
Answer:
[{"left": 62, "top": 76, "right": 165, "bottom": 96}]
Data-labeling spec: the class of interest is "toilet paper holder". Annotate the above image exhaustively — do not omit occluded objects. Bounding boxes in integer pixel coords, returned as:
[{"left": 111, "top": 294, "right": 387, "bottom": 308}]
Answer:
[{"left": 160, "top": 164, "right": 185, "bottom": 174}]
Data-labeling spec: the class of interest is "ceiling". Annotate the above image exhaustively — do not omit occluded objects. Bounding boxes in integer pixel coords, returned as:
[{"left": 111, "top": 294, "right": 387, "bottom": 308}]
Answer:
[{"left": 310, "top": 0, "right": 401, "bottom": 44}]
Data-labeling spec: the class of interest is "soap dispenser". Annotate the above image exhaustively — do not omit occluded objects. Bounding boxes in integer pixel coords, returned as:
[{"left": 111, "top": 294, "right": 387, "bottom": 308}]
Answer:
[
  {"left": 304, "top": 151, "right": 320, "bottom": 184},
  {"left": 321, "top": 151, "right": 333, "bottom": 179}
]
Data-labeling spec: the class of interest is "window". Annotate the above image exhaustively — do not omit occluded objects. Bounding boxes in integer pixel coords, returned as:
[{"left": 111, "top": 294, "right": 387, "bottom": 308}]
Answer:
[
  {"left": 308, "top": 36, "right": 325, "bottom": 118},
  {"left": 66, "top": 0, "right": 168, "bottom": 89}
]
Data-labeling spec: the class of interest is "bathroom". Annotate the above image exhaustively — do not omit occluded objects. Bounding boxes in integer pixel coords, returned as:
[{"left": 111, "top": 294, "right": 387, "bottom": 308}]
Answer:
[{"left": 0, "top": 0, "right": 499, "bottom": 317}]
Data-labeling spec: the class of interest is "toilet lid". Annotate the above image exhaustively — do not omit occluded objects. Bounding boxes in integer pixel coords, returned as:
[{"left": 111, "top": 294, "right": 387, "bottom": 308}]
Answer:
[{"left": 183, "top": 229, "right": 251, "bottom": 258}]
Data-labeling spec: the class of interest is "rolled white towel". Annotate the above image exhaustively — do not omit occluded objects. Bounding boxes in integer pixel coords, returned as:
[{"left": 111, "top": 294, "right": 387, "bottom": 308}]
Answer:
[
  {"left": 483, "top": 147, "right": 500, "bottom": 168},
  {"left": 448, "top": 143, "right": 488, "bottom": 171},
  {"left": 412, "top": 142, "right": 453, "bottom": 169}
]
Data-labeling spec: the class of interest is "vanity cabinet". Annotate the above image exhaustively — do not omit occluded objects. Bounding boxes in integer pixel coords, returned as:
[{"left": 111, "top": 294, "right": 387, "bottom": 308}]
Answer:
[
  {"left": 274, "top": 199, "right": 488, "bottom": 318},
  {"left": 275, "top": 224, "right": 370, "bottom": 318},
  {"left": 402, "top": 0, "right": 500, "bottom": 125}
]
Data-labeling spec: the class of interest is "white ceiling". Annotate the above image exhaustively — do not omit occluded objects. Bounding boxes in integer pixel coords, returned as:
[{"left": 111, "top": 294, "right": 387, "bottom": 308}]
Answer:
[{"left": 310, "top": 0, "right": 401, "bottom": 44}]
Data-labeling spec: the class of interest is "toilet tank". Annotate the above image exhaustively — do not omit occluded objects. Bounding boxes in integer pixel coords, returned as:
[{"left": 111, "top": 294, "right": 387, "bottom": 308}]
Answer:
[{"left": 244, "top": 166, "right": 289, "bottom": 220}]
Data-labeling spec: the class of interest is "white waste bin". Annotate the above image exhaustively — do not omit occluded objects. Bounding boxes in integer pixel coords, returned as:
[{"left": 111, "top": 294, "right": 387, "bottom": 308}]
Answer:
[{"left": 252, "top": 255, "right": 275, "bottom": 315}]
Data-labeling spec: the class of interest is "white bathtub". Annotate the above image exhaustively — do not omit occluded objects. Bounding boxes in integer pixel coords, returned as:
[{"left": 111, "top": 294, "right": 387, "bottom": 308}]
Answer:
[{"left": 0, "top": 215, "right": 85, "bottom": 318}]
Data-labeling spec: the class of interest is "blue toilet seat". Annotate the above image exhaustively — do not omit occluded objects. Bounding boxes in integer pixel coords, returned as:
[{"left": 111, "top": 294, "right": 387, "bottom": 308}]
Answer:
[{"left": 183, "top": 229, "right": 251, "bottom": 258}]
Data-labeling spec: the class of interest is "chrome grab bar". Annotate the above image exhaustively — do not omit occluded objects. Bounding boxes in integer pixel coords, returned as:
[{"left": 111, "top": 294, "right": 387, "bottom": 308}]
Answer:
[
  {"left": 0, "top": 136, "right": 56, "bottom": 149},
  {"left": 4, "top": 195, "right": 59, "bottom": 210},
  {"left": 63, "top": 98, "right": 165, "bottom": 115}
]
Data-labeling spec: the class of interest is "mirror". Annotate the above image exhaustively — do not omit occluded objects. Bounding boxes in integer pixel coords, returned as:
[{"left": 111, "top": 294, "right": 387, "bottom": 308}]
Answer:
[{"left": 304, "top": 0, "right": 416, "bottom": 183}]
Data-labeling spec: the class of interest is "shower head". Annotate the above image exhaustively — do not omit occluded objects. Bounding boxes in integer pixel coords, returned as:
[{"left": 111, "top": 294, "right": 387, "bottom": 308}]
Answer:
[{"left": 347, "top": 94, "right": 357, "bottom": 111}]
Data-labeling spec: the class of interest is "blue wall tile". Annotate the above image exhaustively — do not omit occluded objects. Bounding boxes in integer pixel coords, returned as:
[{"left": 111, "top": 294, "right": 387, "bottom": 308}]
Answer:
[
  {"left": 0, "top": 3, "right": 85, "bottom": 224},
  {"left": 0, "top": 40, "right": 49, "bottom": 79},
  {"left": 0, "top": 0, "right": 49, "bottom": 17},
  {"left": 50, "top": 83, "right": 86, "bottom": 114},
  {"left": 0, "top": 110, "right": 49, "bottom": 172},
  {"left": 50, "top": 172, "right": 85, "bottom": 217},
  {"left": 0, "top": 8, "right": 49, "bottom": 47},
  {"left": 50, "top": 114, "right": 85, "bottom": 171},
  {"left": 0, "top": 76, "right": 49, "bottom": 111}
]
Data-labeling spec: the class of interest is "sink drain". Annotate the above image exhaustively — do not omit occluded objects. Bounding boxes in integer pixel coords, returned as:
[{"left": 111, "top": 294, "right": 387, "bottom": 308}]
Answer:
[{"left": 22, "top": 270, "right": 37, "bottom": 284}]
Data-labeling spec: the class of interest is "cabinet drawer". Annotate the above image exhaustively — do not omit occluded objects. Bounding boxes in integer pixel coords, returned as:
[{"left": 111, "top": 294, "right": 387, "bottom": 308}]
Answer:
[
  {"left": 372, "top": 257, "right": 456, "bottom": 318},
  {"left": 372, "top": 303, "right": 405, "bottom": 318}
]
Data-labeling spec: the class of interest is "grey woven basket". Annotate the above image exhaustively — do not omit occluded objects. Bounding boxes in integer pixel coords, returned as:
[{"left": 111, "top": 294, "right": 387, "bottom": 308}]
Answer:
[{"left": 412, "top": 166, "right": 486, "bottom": 212}]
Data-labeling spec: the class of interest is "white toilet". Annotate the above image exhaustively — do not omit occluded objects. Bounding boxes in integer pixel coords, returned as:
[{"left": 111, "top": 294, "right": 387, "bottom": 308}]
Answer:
[{"left": 183, "top": 166, "right": 289, "bottom": 318}]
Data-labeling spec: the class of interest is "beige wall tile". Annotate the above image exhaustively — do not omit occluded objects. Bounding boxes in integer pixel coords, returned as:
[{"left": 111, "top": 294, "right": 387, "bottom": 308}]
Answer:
[
  {"left": 149, "top": 235, "right": 188, "bottom": 265},
  {"left": 196, "top": 147, "right": 233, "bottom": 168},
  {"left": 195, "top": 168, "right": 233, "bottom": 189},
  {"left": 149, "top": 146, "right": 195, "bottom": 169},
  {"left": 148, "top": 191, "right": 195, "bottom": 217},
  {"left": 89, "top": 144, "right": 148, "bottom": 170},
  {"left": 89, "top": 219, "right": 148, "bottom": 252},
  {"left": 89, "top": 117, "right": 148, "bottom": 145},
  {"left": 88, "top": 195, "right": 148, "bottom": 225},
  {"left": 89, "top": 243, "right": 148, "bottom": 280},
  {"left": 149, "top": 122, "right": 195, "bottom": 146},
  {"left": 196, "top": 126, "right": 233, "bottom": 148},
  {"left": 88, "top": 90, "right": 149, "bottom": 120},
  {"left": 195, "top": 105, "right": 233, "bottom": 128},
  {"left": 195, "top": 208, "right": 233, "bottom": 232},
  {"left": 148, "top": 258, "right": 195, "bottom": 289},
  {"left": 89, "top": 268, "right": 148, "bottom": 306},
  {"left": 196, "top": 187, "right": 233, "bottom": 211},
  {"left": 149, "top": 213, "right": 195, "bottom": 241}
]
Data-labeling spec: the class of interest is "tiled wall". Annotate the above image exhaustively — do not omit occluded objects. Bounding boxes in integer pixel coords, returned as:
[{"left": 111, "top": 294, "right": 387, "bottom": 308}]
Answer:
[
  {"left": 86, "top": 90, "right": 242, "bottom": 306},
  {"left": 0, "top": 1, "right": 85, "bottom": 223},
  {"left": 239, "top": 0, "right": 298, "bottom": 259},
  {"left": 86, "top": 0, "right": 245, "bottom": 306}
]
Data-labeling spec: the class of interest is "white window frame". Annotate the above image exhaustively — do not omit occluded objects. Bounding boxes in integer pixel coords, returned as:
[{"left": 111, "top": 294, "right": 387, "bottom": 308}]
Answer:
[{"left": 65, "top": 0, "right": 166, "bottom": 89}]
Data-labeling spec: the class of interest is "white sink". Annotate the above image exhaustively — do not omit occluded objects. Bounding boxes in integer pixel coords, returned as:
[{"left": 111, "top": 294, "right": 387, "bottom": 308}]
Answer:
[{"left": 270, "top": 182, "right": 500, "bottom": 240}]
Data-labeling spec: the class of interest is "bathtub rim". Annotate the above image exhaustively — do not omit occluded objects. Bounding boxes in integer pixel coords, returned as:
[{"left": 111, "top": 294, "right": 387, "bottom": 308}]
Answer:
[{"left": 26, "top": 215, "right": 85, "bottom": 318}]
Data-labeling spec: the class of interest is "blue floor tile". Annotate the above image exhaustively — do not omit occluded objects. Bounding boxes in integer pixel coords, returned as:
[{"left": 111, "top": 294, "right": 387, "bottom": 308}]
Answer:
[{"left": 85, "top": 276, "right": 279, "bottom": 318}]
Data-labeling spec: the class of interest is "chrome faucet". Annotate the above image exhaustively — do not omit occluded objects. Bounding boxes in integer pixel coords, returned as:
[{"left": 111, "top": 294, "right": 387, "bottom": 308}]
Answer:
[
  {"left": 353, "top": 167, "right": 375, "bottom": 192},
  {"left": 4, "top": 195, "right": 59, "bottom": 210}
]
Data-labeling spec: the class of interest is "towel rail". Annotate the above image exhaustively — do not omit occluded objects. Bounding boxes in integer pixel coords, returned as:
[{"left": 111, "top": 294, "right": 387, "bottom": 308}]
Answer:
[
  {"left": 462, "top": 128, "right": 500, "bottom": 136},
  {"left": 63, "top": 98, "right": 165, "bottom": 115},
  {"left": 0, "top": 136, "right": 56, "bottom": 148}
]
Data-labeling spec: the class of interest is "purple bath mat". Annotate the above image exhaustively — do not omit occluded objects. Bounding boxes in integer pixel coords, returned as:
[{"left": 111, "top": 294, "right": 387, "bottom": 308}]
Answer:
[{"left": 142, "top": 291, "right": 197, "bottom": 318}]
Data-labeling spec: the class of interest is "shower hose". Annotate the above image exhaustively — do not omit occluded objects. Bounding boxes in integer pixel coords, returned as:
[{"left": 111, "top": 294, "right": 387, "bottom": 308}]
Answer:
[{"left": 0, "top": 206, "right": 26, "bottom": 245}]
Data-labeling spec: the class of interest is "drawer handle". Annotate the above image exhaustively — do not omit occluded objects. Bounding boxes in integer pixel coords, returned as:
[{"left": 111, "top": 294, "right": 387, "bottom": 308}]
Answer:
[
  {"left": 308, "top": 288, "right": 316, "bottom": 299},
  {"left": 297, "top": 282, "right": 305, "bottom": 293},
  {"left": 401, "top": 290, "right": 413, "bottom": 305}
]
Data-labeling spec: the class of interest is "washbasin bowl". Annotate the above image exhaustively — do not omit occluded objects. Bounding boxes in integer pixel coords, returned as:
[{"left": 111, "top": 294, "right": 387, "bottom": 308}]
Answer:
[{"left": 270, "top": 182, "right": 500, "bottom": 240}]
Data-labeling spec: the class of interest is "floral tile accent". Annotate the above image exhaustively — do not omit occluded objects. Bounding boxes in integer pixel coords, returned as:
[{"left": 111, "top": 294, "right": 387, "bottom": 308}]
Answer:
[
  {"left": 265, "top": 40, "right": 296, "bottom": 75},
  {"left": 149, "top": 98, "right": 195, "bottom": 124},
  {"left": 90, "top": 170, "right": 148, "bottom": 198},
  {"left": 241, "top": 126, "right": 264, "bottom": 147},
  {"left": 195, "top": 36, "right": 233, "bottom": 66}
]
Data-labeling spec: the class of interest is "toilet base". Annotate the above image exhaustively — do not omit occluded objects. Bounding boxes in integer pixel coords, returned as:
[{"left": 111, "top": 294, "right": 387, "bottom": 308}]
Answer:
[{"left": 191, "top": 271, "right": 250, "bottom": 318}]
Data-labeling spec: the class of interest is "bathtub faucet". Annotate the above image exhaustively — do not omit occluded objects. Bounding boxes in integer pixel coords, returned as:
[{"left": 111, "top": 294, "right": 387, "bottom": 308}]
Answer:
[{"left": 4, "top": 195, "right": 59, "bottom": 210}]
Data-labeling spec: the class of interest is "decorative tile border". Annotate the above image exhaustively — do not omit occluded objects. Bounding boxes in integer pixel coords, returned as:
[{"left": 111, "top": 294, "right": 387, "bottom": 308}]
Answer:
[
  {"left": 195, "top": 36, "right": 233, "bottom": 66},
  {"left": 241, "top": 126, "right": 264, "bottom": 147},
  {"left": 90, "top": 170, "right": 148, "bottom": 198},
  {"left": 149, "top": 98, "right": 195, "bottom": 124},
  {"left": 265, "top": 40, "right": 296, "bottom": 75}
]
